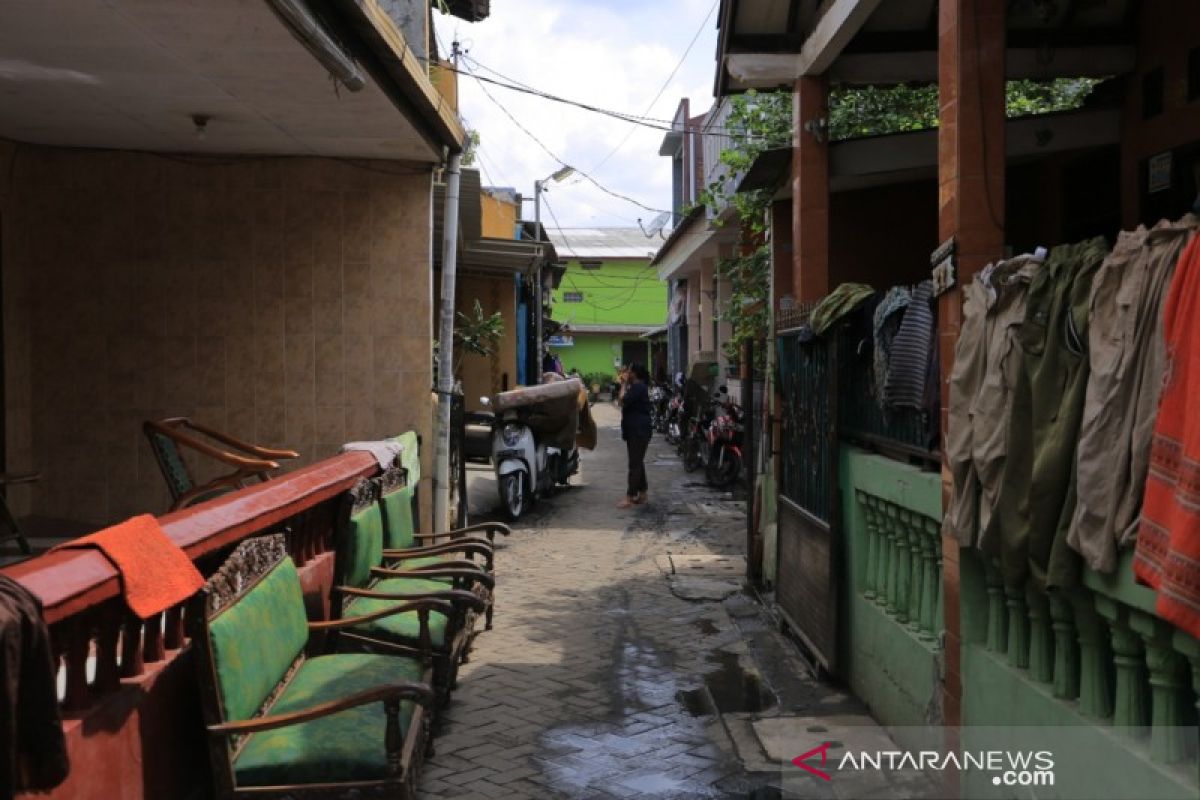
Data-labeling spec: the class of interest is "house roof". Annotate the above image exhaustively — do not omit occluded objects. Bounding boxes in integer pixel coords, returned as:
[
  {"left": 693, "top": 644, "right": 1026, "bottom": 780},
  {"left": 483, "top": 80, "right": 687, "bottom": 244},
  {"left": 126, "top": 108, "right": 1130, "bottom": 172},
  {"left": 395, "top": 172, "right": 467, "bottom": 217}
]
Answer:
[{"left": 547, "top": 228, "right": 659, "bottom": 261}]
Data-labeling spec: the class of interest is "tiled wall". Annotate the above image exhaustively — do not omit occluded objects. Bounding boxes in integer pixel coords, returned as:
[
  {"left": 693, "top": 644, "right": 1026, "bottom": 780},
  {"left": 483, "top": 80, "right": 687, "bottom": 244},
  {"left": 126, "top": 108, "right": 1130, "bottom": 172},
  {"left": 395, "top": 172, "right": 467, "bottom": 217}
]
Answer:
[{"left": 1, "top": 143, "right": 435, "bottom": 527}]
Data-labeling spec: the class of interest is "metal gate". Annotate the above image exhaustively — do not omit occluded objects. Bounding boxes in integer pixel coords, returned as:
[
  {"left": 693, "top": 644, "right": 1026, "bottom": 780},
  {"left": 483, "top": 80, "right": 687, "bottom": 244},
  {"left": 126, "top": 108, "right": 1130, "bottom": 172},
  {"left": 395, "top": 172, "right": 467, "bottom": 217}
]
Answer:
[{"left": 776, "top": 328, "right": 840, "bottom": 672}]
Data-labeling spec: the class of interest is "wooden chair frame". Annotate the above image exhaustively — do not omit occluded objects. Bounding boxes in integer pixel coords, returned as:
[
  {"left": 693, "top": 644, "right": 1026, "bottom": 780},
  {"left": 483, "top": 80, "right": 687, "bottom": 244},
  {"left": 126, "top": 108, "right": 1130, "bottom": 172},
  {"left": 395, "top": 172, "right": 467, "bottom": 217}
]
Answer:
[
  {"left": 144, "top": 417, "right": 299, "bottom": 511},
  {"left": 190, "top": 534, "right": 444, "bottom": 799}
]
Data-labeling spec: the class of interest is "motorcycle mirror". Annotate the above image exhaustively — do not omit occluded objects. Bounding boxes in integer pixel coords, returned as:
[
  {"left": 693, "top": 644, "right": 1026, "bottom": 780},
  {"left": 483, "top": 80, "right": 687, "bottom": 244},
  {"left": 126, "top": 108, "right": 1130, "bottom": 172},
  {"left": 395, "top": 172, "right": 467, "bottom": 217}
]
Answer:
[
  {"left": 480, "top": 396, "right": 491, "bottom": 407},
  {"left": 718, "top": 385, "right": 727, "bottom": 393}
]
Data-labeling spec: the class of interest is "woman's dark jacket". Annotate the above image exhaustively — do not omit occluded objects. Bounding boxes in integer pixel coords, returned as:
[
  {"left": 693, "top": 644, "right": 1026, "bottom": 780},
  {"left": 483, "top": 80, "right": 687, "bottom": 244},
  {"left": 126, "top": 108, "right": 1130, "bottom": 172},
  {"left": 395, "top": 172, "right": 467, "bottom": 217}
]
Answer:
[{"left": 621, "top": 382, "right": 652, "bottom": 441}]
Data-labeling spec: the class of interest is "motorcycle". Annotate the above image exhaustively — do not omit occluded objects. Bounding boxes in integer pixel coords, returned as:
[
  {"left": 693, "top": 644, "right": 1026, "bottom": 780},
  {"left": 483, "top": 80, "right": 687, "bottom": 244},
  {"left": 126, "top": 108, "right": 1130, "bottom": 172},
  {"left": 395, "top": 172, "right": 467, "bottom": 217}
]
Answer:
[
  {"left": 649, "top": 383, "right": 670, "bottom": 435},
  {"left": 705, "top": 395, "right": 744, "bottom": 490},
  {"left": 481, "top": 378, "right": 584, "bottom": 521},
  {"left": 665, "top": 390, "right": 686, "bottom": 446},
  {"left": 681, "top": 400, "right": 713, "bottom": 473}
]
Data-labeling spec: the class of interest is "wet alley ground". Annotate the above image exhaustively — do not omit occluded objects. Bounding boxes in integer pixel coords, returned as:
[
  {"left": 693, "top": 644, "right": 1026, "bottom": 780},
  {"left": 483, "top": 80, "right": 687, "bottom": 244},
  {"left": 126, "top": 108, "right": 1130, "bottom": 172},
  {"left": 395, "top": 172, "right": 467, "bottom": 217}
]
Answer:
[{"left": 419, "top": 404, "right": 926, "bottom": 800}]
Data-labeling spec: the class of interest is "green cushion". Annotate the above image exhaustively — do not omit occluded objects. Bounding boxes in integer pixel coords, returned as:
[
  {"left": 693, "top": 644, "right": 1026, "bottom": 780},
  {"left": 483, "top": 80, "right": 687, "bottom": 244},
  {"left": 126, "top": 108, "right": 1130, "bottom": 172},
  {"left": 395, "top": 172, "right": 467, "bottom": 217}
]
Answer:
[
  {"left": 392, "top": 432, "right": 421, "bottom": 483},
  {"left": 208, "top": 558, "right": 309, "bottom": 722},
  {"left": 234, "top": 653, "right": 424, "bottom": 787},
  {"left": 344, "top": 581, "right": 455, "bottom": 648},
  {"left": 380, "top": 486, "right": 416, "bottom": 550},
  {"left": 341, "top": 505, "right": 384, "bottom": 588},
  {"left": 393, "top": 555, "right": 449, "bottom": 572}
]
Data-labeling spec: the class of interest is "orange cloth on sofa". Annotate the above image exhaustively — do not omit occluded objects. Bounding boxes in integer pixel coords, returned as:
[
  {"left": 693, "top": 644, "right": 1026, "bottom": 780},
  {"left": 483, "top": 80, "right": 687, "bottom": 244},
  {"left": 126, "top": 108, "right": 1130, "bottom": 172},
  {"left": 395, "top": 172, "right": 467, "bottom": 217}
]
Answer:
[
  {"left": 1134, "top": 233, "right": 1200, "bottom": 637},
  {"left": 53, "top": 514, "right": 204, "bottom": 619}
]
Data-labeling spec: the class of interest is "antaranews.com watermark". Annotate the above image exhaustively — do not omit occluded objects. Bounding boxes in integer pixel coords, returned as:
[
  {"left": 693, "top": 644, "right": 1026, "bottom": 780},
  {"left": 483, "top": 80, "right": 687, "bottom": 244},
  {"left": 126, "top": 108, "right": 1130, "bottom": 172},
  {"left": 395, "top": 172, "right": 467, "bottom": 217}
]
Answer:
[{"left": 780, "top": 725, "right": 1197, "bottom": 800}]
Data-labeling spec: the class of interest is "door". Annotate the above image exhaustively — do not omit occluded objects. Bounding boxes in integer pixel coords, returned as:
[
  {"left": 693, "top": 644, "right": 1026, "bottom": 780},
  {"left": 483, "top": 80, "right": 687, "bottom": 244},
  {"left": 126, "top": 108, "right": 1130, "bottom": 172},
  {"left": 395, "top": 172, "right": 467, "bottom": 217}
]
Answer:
[
  {"left": 775, "top": 328, "right": 840, "bottom": 673},
  {"left": 621, "top": 340, "right": 648, "bottom": 369}
]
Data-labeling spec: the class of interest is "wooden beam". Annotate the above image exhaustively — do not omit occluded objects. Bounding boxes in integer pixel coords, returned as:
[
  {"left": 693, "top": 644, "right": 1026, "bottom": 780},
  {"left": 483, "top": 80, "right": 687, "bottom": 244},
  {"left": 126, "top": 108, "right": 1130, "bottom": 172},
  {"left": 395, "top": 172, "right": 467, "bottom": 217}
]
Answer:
[
  {"left": 828, "top": 45, "right": 1135, "bottom": 84},
  {"left": 728, "top": 44, "right": 1134, "bottom": 88}
]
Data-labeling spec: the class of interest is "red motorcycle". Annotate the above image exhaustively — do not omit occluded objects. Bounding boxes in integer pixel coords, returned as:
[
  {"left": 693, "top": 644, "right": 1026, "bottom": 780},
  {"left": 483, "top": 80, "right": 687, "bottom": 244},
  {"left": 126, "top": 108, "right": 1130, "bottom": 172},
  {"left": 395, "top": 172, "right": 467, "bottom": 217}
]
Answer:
[{"left": 705, "top": 394, "right": 743, "bottom": 490}]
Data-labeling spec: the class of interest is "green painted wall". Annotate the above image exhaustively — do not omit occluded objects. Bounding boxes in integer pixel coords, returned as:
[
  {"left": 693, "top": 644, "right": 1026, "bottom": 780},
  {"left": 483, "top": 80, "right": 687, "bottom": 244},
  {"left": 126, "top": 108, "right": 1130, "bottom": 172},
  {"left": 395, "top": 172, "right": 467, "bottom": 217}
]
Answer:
[
  {"left": 550, "top": 258, "right": 667, "bottom": 326},
  {"left": 839, "top": 447, "right": 943, "bottom": 742},
  {"left": 552, "top": 335, "right": 647, "bottom": 378},
  {"left": 548, "top": 257, "right": 664, "bottom": 377}
]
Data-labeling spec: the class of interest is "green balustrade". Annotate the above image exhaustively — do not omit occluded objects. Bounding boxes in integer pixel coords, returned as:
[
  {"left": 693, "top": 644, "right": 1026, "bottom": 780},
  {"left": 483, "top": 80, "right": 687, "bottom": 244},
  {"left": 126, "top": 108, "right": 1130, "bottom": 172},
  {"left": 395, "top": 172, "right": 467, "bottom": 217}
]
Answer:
[
  {"left": 1005, "top": 583, "right": 1030, "bottom": 669},
  {"left": 894, "top": 509, "right": 912, "bottom": 624},
  {"left": 1131, "top": 612, "right": 1192, "bottom": 763},
  {"left": 1048, "top": 592, "right": 1079, "bottom": 700},
  {"left": 1071, "top": 589, "right": 1113, "bottom": 719},
  {"left": 1096, "top": 596, "right": 1150, "bottom": 736},
  {"left": 919, "top": 518, "right": 939, "bottom": 642},
  {"left": 884, "top": 503, "right": 900, "bottom": 614},
  {"left": 1027, "top": 585, "right": 1053, "bottom": 683},
  {"left": 984, "top": 561, "right": 1006, "bottom": 653},
  {"left": 858, "top": 491, "right": 878, "bottom": 600},
  {"left": 906, "top": 517, "right": 923, "bottom": 631}
]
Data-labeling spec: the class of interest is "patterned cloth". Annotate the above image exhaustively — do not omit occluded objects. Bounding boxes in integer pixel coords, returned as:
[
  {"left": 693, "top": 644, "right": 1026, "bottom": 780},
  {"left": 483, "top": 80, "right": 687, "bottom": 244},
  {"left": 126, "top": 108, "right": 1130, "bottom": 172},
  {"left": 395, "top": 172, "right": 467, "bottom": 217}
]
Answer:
[
  {"left": 810, "top": 283, "right": 875, "bottom": 336},
  {"left": 1134, "top": 234, "right": 1200, "bottom": 637},
  {"left": 883, "top": 280, "right": 935, "bottom": 410},
  {"left": 872, "top": 287, "right": 911, "bottom": 408}
]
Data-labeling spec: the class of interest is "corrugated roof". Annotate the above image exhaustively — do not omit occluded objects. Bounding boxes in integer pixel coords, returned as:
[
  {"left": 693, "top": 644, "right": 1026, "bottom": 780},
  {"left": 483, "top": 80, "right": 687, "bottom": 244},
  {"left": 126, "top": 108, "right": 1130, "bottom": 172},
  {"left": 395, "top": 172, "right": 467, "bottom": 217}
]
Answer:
[{"left": 547, "top": 228, "right": 659, "bottom": 260}]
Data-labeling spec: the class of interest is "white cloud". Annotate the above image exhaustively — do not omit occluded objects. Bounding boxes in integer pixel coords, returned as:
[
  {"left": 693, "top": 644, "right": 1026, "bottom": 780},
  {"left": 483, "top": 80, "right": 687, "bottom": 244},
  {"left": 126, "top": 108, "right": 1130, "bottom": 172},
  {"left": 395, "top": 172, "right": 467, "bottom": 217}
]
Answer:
[{"left": 439, "top": 0, "right": 719, "bottom": 228}]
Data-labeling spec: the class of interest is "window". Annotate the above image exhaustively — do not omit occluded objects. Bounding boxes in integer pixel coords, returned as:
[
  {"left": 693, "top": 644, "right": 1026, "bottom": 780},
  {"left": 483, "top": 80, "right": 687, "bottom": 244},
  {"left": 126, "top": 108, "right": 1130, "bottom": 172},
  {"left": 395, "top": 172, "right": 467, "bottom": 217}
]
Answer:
[
  {"left": 580, "top": 260, "right": 602, "bottom": 270},
  {"left": 1143, "top": 67, "right": 1165, "bottom": 119},
  {"left": 562, "top": 291, "right": 584, "bottom": 302}
]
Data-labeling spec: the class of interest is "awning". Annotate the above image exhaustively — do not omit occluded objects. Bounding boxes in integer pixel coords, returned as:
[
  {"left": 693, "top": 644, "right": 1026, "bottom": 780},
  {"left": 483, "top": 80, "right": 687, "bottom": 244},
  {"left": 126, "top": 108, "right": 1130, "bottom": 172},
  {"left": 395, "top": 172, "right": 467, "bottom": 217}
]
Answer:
[{"left": 640, "top": 326, "right": 669, "bottom": 340}]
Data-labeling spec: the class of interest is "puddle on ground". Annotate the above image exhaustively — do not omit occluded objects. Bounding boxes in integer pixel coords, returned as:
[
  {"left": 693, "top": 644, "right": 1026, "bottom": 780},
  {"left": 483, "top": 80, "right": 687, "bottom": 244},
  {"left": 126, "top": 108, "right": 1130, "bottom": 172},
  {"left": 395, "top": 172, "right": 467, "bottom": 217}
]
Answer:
[{"left": 679, "top": 650, "right": 775, "bottom": 717}]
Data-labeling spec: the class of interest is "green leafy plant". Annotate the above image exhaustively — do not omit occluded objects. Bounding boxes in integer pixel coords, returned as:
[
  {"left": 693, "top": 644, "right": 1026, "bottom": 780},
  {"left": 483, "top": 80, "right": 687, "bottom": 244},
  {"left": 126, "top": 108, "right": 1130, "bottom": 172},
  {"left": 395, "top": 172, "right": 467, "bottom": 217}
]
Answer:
[{"left": 434, "top": 299, "right": 504, "bottom": 383}]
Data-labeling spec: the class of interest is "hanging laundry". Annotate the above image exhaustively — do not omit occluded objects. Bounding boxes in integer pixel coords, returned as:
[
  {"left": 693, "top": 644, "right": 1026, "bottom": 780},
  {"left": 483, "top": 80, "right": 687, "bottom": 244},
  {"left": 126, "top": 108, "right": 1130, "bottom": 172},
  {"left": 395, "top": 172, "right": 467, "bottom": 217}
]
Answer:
[
  {"left": 809, "top": 282, "right": 874, "bottom": 335},
  {"left": 883, "top": 280, "right": 934, "bottom": 410},
  {"left": 1134, "top": 234, "right": 1200, "bottom": 638},
  {"left": 872, "top": 286, "right": 911, "bottom": 408},
  {"left": 984, "top": 238, "right": 1107, "bottom": 589},
  {"left": 944, "top": 254, "right": 1043, "bottom": 547},
  {"left": 1068, "top": 215, "right": 1198, "bottom": 573}
]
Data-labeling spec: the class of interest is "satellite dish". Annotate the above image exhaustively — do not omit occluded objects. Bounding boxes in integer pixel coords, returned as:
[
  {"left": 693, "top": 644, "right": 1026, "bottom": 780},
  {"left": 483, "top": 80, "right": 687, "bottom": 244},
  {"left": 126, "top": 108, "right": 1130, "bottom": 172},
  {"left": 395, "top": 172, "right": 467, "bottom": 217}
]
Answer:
[{"left": 638, "top": 211, "right": 672, "bottom": 239}]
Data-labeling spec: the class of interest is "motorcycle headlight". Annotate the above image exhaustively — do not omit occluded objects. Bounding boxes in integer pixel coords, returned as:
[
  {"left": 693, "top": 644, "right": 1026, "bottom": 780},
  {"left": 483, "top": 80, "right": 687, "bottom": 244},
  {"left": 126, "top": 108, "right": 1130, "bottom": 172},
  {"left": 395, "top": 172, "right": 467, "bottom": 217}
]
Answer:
[{"left": 502, "top": 423, "right": 523, "bottom": 447}]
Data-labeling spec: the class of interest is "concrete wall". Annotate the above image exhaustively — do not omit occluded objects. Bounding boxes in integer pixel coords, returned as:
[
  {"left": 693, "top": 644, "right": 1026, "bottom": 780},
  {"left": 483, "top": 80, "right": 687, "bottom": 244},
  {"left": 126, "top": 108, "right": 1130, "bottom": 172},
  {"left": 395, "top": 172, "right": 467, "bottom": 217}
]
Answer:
[
  {"left": 456, "top": 274, "right": 517, "bottom": 407},
  {"left": 838, "top": 447, "right": 943, "bottom": 739},
  {"left": 551, "top": 335, "right": 627, "bottom": 378},
  {"left": 1, "top": 142, "right": 435, "bottom": 526}
]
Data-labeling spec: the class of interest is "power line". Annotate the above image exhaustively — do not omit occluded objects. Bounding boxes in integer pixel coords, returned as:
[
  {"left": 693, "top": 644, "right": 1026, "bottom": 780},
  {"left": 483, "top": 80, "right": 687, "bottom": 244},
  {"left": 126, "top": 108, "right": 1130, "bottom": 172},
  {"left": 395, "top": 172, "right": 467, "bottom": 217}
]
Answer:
[
  {"left": 589, "top": 0, "right": 719, "bottom": 172},
  {"left": 456, "top": 56, "right": 743, "bottom": 137},
  {"left": 461, "top": 59, "right": 673, "bottom": 215}
]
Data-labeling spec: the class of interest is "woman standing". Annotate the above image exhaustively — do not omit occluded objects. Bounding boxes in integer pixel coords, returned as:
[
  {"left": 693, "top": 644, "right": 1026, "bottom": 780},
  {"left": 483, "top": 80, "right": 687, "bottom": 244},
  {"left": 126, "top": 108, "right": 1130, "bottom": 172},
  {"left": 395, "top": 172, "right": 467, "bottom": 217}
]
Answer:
[{"left": 618, "top": 363, "right": 652, "bottom": 508}]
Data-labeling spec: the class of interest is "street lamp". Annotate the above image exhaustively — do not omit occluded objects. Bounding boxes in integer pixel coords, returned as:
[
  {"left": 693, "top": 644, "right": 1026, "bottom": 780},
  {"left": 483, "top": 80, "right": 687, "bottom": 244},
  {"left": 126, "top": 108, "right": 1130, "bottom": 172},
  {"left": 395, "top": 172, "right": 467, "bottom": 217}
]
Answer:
[{"left": 532, "top": 165, "right": 575, "bottom": 382}]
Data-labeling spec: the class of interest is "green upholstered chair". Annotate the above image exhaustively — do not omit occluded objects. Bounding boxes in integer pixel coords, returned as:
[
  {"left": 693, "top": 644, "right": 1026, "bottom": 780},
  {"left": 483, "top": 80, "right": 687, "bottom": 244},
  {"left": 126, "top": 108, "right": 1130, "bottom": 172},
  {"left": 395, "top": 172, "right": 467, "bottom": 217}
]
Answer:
[
  {"left": 190, "top": 534, "right": 447, "bottom": 799},
  {"left": 332, "top": 480, "right": 490, "bottom": 700},
  {"left": 376, "top": 465, "right": 507, "bottom": 630}
]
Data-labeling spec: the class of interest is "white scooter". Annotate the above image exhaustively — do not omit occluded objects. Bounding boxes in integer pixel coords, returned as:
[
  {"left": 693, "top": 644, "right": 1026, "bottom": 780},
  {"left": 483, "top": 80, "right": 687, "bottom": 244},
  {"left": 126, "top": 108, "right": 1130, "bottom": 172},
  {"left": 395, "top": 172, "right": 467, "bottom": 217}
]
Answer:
[{"left": 480, "top": 379, "right": 582, "bottom": 521}]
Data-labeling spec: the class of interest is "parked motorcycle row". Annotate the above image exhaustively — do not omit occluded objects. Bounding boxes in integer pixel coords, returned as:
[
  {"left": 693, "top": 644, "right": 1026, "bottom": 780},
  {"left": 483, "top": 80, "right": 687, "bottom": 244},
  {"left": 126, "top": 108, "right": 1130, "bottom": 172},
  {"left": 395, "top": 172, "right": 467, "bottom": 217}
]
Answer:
[{"left": 653, "top": 377, "right": 745, "bottom": 491}]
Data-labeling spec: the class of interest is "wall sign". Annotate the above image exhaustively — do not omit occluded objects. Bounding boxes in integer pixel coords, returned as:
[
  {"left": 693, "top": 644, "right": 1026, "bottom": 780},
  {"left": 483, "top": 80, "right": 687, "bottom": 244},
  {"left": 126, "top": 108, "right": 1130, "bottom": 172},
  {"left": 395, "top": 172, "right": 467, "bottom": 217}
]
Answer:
[
  {"left": 548, "top": 335, "right": 574, "bottom": 347},
  {"left": 1148, "top": 151, "right": 1173, "bottom": 194},
  {"left": 930, "top": 236, "right": 957, "bottom": 298},
  {"left": 562, "top": 291, "right": 584, "bottom": 302}
]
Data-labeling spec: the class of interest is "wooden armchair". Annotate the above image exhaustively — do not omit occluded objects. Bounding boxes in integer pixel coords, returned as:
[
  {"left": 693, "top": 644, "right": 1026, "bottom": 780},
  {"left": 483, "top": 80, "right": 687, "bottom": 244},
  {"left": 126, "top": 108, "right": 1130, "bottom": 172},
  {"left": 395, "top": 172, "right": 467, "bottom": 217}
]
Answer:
[
  {"left": 143, "top": 418, "right": 299, "bottom": 511},
  {"left": 376, "top": 466, "right": 508, "bottom": 630},
  {"left": 331, "top": 480, "right": 490, "bottom": 701},
  {"left": 190, "top": 533, "right": 447, "bottom": 799}
]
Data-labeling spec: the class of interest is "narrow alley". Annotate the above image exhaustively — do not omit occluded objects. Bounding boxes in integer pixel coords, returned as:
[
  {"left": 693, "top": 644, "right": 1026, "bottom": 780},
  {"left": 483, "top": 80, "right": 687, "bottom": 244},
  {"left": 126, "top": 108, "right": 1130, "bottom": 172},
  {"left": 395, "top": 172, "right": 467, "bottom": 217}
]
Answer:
[{"left": 421, "top": 404, "right": 929, "bottom": 800}]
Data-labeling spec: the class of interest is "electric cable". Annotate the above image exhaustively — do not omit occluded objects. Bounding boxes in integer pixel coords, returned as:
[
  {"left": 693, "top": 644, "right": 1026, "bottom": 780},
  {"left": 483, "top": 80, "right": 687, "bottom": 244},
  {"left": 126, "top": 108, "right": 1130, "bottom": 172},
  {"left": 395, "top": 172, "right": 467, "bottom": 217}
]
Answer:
[
  {"left": 462, "top": 60, "right": 673, "bottom": 215},
  {"left": 588, "top": 0, "right": 718, "bottom": 172}
]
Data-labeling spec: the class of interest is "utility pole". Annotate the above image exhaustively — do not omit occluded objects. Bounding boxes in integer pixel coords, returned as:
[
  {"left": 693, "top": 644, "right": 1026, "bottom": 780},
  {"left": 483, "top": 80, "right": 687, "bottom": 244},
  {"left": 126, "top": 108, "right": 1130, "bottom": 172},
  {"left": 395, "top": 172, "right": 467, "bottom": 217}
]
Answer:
[{"left": 434, "top": 149, "right": 463, "bottom": 533}]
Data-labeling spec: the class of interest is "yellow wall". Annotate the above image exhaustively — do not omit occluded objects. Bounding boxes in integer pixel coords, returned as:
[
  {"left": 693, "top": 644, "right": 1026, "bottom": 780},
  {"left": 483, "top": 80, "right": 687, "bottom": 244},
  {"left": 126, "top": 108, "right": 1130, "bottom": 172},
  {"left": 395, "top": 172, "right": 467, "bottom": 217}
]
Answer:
[
  {"left": 480, "top": 191, "right": 518, "bottom": 239},
  {"left": 456, "top": 275, "right": 517, "bottom": 408}
]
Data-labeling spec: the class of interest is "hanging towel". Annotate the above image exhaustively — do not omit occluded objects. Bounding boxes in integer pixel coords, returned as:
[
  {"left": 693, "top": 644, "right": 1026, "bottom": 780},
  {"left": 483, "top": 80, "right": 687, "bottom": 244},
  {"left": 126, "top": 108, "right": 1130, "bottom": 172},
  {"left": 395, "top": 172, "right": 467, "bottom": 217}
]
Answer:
[
  {"left": 872, "top": 286, "right": 911, "bottom": 407},
  {"left": 52, "top": 515, "right": 204, "bottom": 619},
  {"left": 809, "top": 283, "right": 875, "bottom": 335},
  {"left": 341, "top": 439, "right": 404, "bottom": 470},
  {"left": 883, "top": 280, "right": 935, "bottom": 410},
  {"left": 391, "top": 431, "right": 422, "bottom": 483},
  {"left": 0, "top": 576, "right": 68, "bottom": 799},
  {"left": 1134, "top": 234, "right": 1200, "bottom": 637}
]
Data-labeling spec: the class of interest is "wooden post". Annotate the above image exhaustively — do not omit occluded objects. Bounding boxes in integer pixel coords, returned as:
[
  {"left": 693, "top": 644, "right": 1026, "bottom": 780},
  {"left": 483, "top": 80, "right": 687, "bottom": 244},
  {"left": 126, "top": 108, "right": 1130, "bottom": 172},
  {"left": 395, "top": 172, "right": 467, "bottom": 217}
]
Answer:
[
  {"left": 791, "top": 76, "right": 830, "bottom": 303},
  {"left": 938, "top": 0, "right": 1006, "bottom": 736}
]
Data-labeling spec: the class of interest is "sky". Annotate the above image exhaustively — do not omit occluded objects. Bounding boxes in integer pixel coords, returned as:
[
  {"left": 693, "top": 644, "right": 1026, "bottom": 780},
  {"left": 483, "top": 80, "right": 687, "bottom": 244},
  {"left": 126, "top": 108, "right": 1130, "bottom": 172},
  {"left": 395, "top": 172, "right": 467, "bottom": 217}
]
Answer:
[{"left": 436, "top": 0, "right": 720, "bottom": 230}]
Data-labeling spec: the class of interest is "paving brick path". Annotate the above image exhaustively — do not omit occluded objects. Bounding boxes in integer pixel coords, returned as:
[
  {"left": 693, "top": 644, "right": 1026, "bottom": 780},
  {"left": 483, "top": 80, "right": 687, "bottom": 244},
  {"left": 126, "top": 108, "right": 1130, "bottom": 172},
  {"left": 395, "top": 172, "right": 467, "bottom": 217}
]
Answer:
[{"left": 418, "top": 403, "right": 767, "bottom": 799}]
